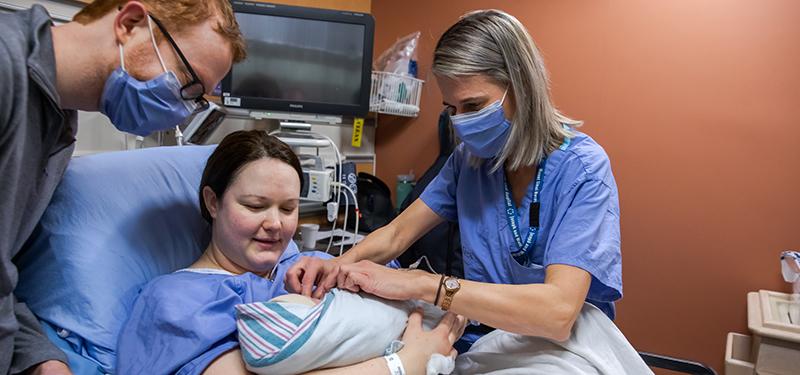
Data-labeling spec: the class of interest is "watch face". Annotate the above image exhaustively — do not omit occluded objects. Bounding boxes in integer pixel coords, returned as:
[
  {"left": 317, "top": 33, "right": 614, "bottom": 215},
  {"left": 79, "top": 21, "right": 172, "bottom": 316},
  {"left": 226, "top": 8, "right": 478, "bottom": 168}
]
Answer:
[{"left": 445, "top": 278, "right": 459, "bottom": 289}]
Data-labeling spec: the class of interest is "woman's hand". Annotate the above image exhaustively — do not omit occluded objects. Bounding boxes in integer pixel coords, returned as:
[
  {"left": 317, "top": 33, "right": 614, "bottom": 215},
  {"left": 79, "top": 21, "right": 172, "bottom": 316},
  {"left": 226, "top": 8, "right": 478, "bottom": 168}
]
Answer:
[
  {"left": 284, "top": 257, "right": 341, "bottom": 299},
  {"left": 396, "top": 309, "right": 467, "bottom": 375},
  {"left": 337, "top": 260, "right": 437, "bottom": 301}
]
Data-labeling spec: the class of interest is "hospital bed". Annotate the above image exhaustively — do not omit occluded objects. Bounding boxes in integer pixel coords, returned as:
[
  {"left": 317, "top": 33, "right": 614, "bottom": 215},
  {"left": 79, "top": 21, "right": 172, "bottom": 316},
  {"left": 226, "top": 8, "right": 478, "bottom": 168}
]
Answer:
[
  {"left": 15, "top": 145, "right": 215, "bottom": 374},
  {"left": 13, "top": 145, "right": 717, "bottom": 374}
]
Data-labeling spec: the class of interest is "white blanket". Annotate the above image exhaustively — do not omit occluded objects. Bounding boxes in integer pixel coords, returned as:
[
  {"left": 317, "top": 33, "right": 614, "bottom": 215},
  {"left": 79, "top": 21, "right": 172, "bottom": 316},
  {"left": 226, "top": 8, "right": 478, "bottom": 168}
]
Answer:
[
  {"left": 236, "top": 289, "right": 452, "bottom": 375},
  {"left": 237, "top": 290, "right": 650, "bottom": 375},
  {"left": 454, "top": 303, "right": 653, "bottom": 375}
]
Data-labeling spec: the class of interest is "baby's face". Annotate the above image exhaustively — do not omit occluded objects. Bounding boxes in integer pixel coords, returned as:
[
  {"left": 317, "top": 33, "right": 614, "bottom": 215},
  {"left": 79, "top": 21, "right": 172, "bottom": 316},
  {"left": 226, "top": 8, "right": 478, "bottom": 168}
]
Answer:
[{"left": 270, "top": 293, "right": 320, "bottom": 306}]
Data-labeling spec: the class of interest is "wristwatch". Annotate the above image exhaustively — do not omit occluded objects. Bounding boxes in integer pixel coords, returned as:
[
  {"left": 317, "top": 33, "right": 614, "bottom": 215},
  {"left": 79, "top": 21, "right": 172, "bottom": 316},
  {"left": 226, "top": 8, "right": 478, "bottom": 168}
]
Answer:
[{"left": 440, "top": 276, "right": 461, "bottom": 311}]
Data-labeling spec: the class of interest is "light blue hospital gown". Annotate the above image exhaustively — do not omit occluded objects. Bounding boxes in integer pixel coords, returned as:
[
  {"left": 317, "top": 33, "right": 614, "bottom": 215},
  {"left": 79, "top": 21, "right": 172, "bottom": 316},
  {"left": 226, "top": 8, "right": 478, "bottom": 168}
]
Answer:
[
  {"left": 420, "top": 130, "right": 622, "bottom": 346},
  {"left": 115, "top": 244, "right": 331, "bottom": 375}
]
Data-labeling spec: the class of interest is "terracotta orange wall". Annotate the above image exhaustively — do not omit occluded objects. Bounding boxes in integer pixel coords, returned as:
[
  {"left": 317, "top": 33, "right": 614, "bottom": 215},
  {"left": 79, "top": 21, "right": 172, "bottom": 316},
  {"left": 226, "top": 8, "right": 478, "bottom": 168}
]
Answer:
[{"left": 371, "top": 0, "right": 800, "bottom": 371}]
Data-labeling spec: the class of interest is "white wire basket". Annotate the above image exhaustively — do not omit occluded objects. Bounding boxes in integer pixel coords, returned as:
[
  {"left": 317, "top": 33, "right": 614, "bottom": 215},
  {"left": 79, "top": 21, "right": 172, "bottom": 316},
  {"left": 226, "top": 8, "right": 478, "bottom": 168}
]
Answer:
[{"left": 369, "top": 71, "right": 424, "bottom": 117}]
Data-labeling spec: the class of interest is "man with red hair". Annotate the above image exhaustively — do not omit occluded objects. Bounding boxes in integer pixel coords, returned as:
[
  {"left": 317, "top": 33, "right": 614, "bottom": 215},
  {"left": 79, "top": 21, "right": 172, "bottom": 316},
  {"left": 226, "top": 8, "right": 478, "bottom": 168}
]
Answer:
[{"left": 0, "top": 1, "right": 245, "bottom": 373}]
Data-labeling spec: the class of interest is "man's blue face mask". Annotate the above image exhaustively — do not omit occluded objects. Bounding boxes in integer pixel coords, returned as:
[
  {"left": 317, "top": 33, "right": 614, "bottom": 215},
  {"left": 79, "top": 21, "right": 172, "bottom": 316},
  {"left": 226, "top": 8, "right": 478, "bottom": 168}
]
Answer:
[
  {"left": 449, "top": 89, "right": 510, "bottom": 158},
  {"left": 100, "top": 16, "right": 197, "bottom": 136}
]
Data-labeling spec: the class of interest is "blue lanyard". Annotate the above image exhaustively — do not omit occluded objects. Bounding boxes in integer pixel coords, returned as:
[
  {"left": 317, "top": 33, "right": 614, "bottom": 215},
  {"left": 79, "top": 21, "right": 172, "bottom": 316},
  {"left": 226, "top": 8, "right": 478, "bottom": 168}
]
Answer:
[
  {"left": 503, "top": 166, "right": 543, "bottom": 265},
  {"left": 504, "top": 137, "right": 571, "bottom": 266}
]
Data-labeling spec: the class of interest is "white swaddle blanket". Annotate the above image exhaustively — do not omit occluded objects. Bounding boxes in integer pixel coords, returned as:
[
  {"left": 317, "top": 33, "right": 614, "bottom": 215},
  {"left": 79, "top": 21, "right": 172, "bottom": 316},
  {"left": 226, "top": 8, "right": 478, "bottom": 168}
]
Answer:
[
  {"left": 235, "top": 288, "right": 454, "bottom": 375},
  {"left": 454, "top": 303, "right": 654, "bottom": 375}
]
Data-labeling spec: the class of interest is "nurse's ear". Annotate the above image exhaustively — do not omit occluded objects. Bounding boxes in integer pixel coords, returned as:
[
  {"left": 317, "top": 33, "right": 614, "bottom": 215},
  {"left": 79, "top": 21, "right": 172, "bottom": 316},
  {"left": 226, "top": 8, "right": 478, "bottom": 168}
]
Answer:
[
  {"left": 202, "top": 186, "right": 220, "bottom": 220},
  {"left": 501, "top": 84, "right": 517, "bottom": 120},
  {"left": 113, "top": 1, "right": 148, "bottom": 46}
]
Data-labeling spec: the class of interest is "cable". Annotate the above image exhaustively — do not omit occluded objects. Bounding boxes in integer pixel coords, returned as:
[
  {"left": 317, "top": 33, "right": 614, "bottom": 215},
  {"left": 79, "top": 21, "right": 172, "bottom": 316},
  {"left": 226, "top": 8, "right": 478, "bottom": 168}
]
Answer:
[
  {"left": 317, "top": 133, "right": 343, "bottom": 253},
  {"left": 332, "top": 182, "right": 359, "bottom": 256},
  {"left": 409, "top": 255, "right": 438, "bottom": 274},
  {"left": 325, "top": 200, "right": 338, "bottom": 254},
  {"left": 175, "top": 125, "right": 184, "bottom": 146},
  {"left": 334, "top": 182, "right": 359, "bottom": 245},
  {"left": 337, "top": 183, "right": 349, "bottom": 256},
  {"left": 345, "top": 184, "right": 359, "bottom": 250}
]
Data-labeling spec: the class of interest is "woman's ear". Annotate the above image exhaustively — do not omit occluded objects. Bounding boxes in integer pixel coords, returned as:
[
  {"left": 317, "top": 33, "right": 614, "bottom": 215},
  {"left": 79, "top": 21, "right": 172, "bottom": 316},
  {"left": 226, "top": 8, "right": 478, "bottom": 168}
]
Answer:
[
  {"left": 113, "top": 1, "right": 148, "bottom": 47},
  {"left": 202, "top": 186, "right": 219, "bottom": 220},
  {"left": 502, "top": 85, "right": 516, "bottom": 120}
]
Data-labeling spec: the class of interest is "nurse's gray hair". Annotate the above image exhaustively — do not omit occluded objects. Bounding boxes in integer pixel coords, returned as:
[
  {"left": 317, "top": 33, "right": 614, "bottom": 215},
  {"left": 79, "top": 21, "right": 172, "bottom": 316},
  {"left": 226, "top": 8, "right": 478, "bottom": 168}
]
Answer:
[{"left": 433, "top": 9, "right": 581, "bottom": 171}]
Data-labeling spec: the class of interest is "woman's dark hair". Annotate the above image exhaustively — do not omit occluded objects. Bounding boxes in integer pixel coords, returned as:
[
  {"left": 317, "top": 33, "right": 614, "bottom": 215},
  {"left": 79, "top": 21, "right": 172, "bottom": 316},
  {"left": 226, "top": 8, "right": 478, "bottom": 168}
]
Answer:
[{"left": 199, "top": 130, "right": 303, "bottom": 223}]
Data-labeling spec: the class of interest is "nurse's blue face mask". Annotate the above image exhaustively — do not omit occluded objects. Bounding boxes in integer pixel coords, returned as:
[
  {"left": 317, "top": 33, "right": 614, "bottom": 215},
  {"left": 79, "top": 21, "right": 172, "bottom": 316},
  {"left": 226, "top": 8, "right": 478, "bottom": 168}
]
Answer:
[
  {"left": 449, "top": 89, "right": 510, "bottom": 158},
  {"left": 100, "top": 15, "right": 204, "bottom": 136}
]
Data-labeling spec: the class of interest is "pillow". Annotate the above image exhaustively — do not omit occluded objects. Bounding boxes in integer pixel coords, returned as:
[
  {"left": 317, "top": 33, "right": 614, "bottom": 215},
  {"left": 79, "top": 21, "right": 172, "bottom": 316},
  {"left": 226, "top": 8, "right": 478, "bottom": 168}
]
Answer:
[{"left": 15, "top": 145, "right": 216, "bottom": 373}]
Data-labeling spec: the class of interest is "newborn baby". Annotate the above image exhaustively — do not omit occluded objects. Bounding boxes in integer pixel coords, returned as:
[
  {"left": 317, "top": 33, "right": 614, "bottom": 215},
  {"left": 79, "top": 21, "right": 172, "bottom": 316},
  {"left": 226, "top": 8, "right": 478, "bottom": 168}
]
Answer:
[{"left": 235, "top": 288, "right": 454, "bottom": 375}]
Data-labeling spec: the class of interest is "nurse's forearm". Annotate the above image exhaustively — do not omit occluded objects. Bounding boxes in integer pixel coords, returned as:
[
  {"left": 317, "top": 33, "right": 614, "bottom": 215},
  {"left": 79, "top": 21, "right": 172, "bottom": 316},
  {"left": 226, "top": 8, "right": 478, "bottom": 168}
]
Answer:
[
  {"left": 414, "top": 265, "right": 591, "bottom": 341},
  {"left": 450, "top": 281, "right": 579, "bottom": 341}
]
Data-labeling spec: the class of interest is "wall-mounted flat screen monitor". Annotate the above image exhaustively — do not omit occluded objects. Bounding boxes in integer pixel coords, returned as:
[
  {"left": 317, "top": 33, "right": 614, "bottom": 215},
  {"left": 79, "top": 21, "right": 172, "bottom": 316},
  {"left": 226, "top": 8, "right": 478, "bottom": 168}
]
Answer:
[{"left": 221, "top": 1, "right": 374, "bottom": 116}]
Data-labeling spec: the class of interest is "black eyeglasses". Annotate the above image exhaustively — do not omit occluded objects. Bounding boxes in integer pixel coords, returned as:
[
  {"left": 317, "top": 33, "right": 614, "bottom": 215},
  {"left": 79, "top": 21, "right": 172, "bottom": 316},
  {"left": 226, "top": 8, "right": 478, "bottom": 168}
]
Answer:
[{"left": 149, "top": 15, "right": 208, "bottom": 110}]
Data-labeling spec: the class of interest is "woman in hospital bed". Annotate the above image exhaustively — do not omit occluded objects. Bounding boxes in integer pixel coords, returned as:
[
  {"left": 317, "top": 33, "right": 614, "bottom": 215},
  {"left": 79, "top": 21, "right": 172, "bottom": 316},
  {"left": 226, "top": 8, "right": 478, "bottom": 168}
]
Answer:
[{"left": 115, "top": 130, "right": 465, "bottom": 375}]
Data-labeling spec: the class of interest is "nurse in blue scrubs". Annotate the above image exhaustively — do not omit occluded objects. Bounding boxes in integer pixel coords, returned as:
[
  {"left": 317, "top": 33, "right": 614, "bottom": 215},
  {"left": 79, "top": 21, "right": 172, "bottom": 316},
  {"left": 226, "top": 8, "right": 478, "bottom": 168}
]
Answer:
[{"left": 288, "top": 9, "right": 622, "bottom": 351}]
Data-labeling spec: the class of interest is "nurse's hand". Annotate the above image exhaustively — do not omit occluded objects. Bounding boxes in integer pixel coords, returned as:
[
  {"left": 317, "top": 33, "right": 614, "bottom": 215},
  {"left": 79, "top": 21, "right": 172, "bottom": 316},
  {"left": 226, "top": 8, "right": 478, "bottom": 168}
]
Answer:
[
  {"left": 397, "top": 309, "right": 466, "bottom": 375},
  {"left": 285, "top": 257, "right": 341, "bottom": 299},
  {"left": 338, "top": 260, "right": 437, "bottom": 301}
]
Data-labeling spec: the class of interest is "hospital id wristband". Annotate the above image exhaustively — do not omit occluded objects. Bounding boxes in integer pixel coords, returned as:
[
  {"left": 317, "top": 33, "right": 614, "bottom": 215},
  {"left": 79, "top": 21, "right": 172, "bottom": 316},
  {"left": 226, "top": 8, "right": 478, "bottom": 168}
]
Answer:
[{"left": 384, "top": 353, "right": 406, "bottom": 375}]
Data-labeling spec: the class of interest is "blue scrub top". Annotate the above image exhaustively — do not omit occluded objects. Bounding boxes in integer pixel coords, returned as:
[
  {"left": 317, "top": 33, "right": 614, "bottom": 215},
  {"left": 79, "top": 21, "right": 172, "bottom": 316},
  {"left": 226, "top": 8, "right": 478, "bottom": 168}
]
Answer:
[
  {"left": 116, "top": 243, "right": 331, "bottom": 375},
  {"left": 420, "top": 130, "right": 622, "bottom": 321}
]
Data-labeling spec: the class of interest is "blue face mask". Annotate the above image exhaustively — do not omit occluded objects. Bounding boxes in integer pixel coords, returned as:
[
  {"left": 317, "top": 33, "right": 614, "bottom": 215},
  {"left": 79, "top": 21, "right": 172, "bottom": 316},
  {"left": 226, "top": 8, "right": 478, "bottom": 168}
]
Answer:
[
  {"left": 450, "top": 89, "right": 510, "bottom": 158},
  {"left": 100, "top": 16, "right": 197, "bottom": 136}
]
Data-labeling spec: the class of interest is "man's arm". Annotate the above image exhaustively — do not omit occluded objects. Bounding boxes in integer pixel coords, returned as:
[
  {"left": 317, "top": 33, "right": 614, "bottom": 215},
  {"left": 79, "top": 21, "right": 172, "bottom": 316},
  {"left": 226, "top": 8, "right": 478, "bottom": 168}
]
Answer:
[
  {"left": 10, "top": 298, "right": 69, "bottom": 374},
  {"left": 0, "top": 36, "right": 71, "bottom": 375}
]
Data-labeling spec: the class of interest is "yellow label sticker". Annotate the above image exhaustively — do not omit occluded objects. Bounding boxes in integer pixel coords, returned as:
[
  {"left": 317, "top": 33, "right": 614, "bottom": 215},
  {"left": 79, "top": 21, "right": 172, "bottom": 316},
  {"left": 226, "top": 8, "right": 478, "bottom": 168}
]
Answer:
[{"left": 351, "top": 117, "right": 364, "bottom": 147}]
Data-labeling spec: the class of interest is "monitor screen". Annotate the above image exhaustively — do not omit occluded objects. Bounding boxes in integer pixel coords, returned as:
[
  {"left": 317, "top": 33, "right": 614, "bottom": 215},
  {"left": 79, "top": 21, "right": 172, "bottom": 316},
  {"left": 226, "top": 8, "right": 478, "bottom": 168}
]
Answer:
[{"left": 221, "top": 2, "right": 374, "bottom": 116}]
